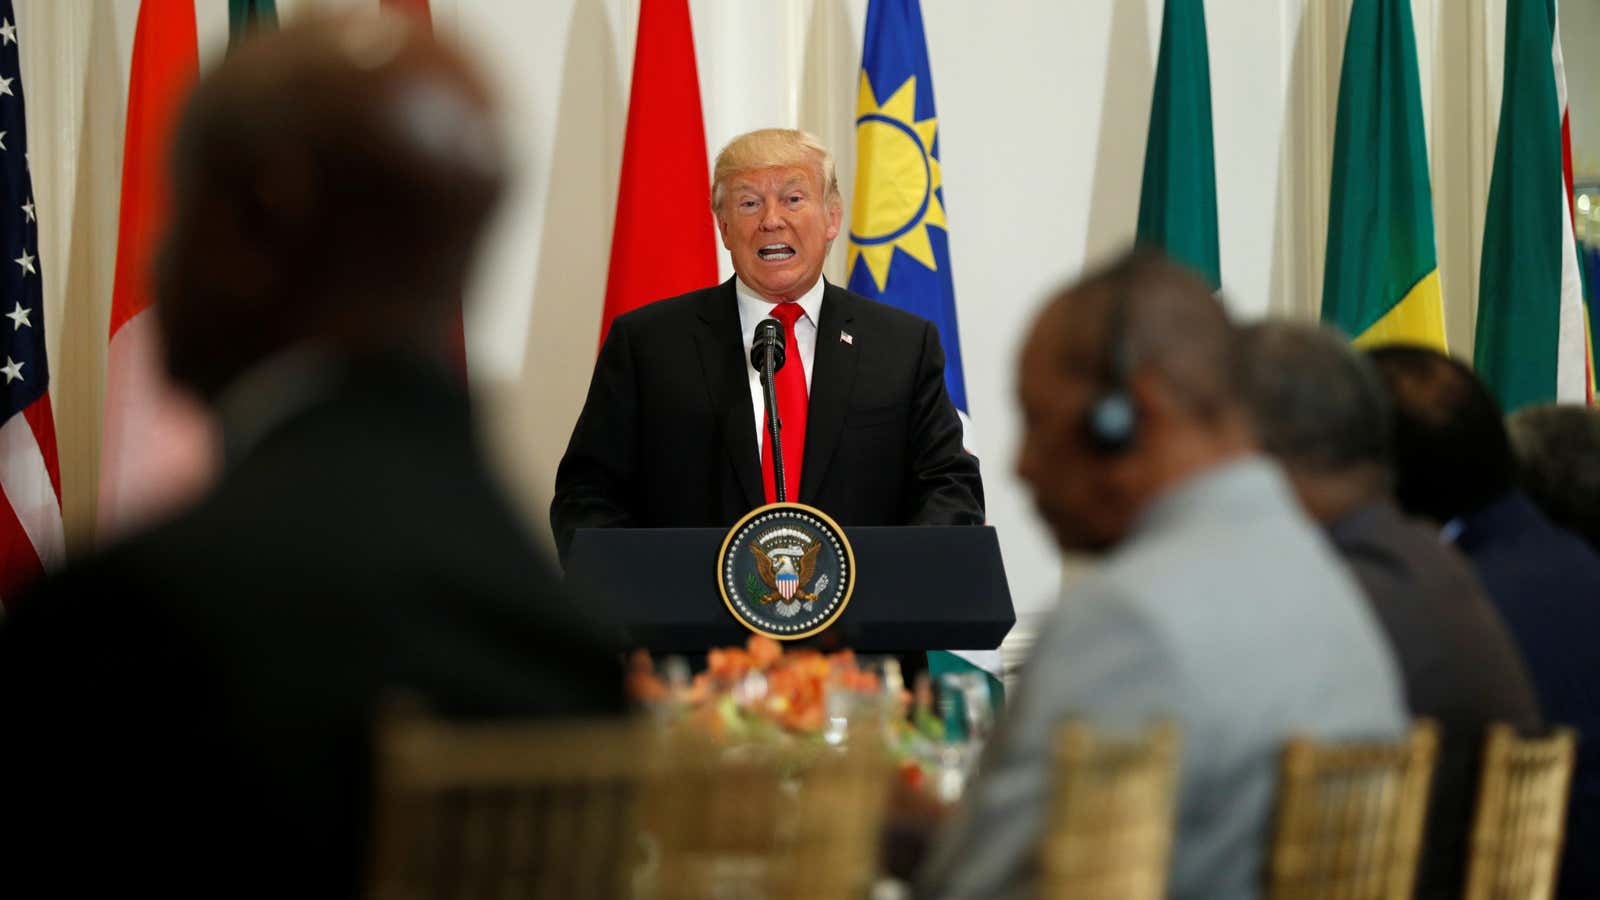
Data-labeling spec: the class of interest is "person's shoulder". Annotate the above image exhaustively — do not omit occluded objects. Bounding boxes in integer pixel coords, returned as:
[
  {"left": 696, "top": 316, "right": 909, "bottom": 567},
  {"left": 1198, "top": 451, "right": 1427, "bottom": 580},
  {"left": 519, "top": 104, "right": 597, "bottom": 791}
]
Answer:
[
  {"left": 1337, "top": 503, "right": 1471, "bottom": 581},
  {"left": 609, "top": 281, "right": 731, "bottom": 333},
  {"left": 826, "top": 282, "right": 933, "bottom": 334},
  {"left": 1, "top": 525, "right": 186, "bottom": 661},
  {"left": 1042, "top": 568, "right": 1176, "bottom": 660},
  {"left": 1474, "top": 494, "right": 1600, "bottom": 586}
]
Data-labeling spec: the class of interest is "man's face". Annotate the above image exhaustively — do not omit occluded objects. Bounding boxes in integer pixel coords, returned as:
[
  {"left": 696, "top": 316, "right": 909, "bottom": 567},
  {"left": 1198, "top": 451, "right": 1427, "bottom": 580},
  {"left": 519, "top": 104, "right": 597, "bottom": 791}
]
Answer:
[
  {"left": 717, "top": 164, "right": 841, "bottom": 302},
  {"left": 1013, "top": 305, "right": 1137, "bottom": 553}
]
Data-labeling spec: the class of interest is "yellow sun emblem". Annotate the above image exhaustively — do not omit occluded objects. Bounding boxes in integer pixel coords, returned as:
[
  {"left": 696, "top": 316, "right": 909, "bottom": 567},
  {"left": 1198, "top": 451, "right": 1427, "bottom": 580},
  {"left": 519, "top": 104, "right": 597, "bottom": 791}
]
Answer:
[{"left": 847, "top": 73, "right": 947, "bottom": 293}]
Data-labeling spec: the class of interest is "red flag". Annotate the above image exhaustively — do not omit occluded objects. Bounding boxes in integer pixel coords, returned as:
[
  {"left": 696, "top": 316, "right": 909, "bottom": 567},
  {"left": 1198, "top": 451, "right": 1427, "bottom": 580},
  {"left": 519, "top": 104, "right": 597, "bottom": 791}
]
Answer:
[
  {"left": 98, "top": 0, "right": 215, "bottom": 541},
  {"left": 599, "top": 0, "right": 717, "bottom": 345},
  {"left": 107, "top": 0, "right": 193, "bottom": 346},
  {"left": 380, "top": 0, "right": 469, "bottom": 379}
]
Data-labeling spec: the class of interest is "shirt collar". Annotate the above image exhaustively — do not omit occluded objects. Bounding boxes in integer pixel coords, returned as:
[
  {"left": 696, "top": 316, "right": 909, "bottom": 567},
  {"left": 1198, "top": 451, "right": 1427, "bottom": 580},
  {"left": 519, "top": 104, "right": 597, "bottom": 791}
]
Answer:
[
  {"left": 215, "top": 342, "right": 343, "bottom": 465},
  {"left": 734, "top": 275, "right": 826, "bottom": 328}
]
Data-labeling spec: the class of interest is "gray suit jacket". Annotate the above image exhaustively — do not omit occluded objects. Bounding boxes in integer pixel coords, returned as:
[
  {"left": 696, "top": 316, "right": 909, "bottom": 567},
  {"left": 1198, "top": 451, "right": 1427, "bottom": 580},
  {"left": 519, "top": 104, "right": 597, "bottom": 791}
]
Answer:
[{"left": 918, "top": 458, "right": 1406, "bottom": 900}]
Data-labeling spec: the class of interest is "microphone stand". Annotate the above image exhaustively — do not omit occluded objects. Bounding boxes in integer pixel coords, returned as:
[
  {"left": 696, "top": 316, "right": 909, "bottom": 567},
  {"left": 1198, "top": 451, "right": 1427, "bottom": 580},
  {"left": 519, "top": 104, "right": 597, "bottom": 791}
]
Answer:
[{"left": 761, "top": 347, "right": 787, "bottom": 503}]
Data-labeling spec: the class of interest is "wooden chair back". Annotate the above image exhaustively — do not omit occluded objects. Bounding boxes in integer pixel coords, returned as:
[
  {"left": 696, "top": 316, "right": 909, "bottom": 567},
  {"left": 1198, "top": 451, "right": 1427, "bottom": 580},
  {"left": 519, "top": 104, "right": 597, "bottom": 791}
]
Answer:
[
  {"left": 1037, "top": 721, "right": 1181, "bottom": 900},
  {"left": 367, "top": 714, "right": 647, "bottom": 900},
  {"left": 367, "top": 712, "right": 894, "bottom": 900},
  {"left": 1265, "top": 720, "right": 1438, "bottom": 900},
  {"left": 1461, "top": 724, "right": 1577, "bottom": 900},
  {"left": 641, "top": 733, "right": 893, "bottom": 900}
]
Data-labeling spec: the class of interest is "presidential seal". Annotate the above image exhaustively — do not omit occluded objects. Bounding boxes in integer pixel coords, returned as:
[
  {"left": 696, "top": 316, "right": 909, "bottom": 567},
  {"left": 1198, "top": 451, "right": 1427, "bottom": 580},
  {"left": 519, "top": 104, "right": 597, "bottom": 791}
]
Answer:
[{"left": 717, "top": 503, "right": 855, "bottom": 640}]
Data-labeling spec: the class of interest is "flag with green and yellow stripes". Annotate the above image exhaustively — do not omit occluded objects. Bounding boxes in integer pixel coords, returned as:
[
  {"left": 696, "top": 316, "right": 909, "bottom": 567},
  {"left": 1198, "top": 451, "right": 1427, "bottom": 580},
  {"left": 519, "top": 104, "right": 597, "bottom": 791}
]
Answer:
[{"left": 1321, "top": 0, "right": 1445, "bottom": 349}]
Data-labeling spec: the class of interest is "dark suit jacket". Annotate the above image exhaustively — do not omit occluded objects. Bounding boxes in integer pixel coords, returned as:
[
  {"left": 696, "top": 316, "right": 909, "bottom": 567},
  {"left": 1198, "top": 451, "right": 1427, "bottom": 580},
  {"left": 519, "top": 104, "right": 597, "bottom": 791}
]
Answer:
[
  {"left": 551, "top": 278, "right": 984, "bottom": 560},
  {"left": 1328, "top": 500, "right": 1541, "bottom": 900},
  {"left": 0, "top": 356, "right": 624, "bottom": 898},
  {"left": 1453, "top": 491, "right": 1600, "bottom": 900}
]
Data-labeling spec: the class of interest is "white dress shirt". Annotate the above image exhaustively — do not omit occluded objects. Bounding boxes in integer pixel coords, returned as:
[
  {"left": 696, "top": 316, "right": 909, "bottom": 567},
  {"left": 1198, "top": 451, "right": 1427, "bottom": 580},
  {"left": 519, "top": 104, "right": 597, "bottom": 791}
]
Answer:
[{"left": 735, "top": 277, "right": 823, "bottom": 454}]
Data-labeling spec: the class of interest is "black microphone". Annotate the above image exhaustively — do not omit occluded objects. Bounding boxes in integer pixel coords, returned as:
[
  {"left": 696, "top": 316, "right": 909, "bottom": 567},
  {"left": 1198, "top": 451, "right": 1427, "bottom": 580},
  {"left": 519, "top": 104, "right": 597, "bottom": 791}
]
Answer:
[
  {"left": 751, "top": 318, "right": 789, "bottom": 502},
  {"left": 750, "top": 318, "right": 787, "bottom": 376}
]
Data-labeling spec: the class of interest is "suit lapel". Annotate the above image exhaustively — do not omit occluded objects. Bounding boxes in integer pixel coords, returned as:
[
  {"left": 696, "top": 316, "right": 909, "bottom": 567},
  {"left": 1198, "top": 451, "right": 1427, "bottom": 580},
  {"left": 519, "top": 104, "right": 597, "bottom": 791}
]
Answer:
[
  {"left": 694, "top": 279, "right": 763, "bottom": 509},
  {"left": 800, "top": 282, "right": 859, "bottom": 501}
]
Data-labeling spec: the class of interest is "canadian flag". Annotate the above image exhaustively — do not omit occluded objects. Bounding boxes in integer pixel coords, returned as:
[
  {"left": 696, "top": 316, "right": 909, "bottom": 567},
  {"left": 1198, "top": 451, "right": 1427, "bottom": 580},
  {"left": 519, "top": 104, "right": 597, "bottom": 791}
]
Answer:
[{"left": 98, "top": 0, "right": 215, "bottom": 541}]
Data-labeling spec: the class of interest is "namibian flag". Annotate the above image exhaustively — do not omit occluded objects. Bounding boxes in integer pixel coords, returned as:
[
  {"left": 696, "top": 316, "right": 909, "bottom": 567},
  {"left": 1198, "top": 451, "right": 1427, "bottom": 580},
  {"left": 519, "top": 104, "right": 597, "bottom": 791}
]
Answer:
[
  {"left": 847, "top": 0, "right": 968, "bottom": 442},
  {"left": 848, "top": 0, "right": 1001, "bottom": 703},
  {"left": 1321, "top": 0, "right": 1446, "bottom": 350}
]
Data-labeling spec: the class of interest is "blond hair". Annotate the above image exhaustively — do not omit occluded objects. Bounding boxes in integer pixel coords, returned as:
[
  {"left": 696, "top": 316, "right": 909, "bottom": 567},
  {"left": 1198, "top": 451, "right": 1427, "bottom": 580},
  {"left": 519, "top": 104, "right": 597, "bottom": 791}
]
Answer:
[{"left": 711, "top": 128, "right": 841, "bottom": 213}]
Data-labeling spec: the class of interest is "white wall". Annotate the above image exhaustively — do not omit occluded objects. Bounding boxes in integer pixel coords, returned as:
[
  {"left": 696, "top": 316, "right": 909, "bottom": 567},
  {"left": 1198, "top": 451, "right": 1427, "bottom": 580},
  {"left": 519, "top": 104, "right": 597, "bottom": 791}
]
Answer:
[{"left": 15, "top": 0, "right": 1595, "bottom": 627}]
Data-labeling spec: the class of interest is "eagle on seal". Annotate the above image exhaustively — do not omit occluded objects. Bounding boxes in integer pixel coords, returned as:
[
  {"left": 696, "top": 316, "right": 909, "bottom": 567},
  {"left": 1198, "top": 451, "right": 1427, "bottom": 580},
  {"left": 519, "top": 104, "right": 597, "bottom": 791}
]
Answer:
[{"left": 749, "top": 541, "right": 823, "bottom": 605}]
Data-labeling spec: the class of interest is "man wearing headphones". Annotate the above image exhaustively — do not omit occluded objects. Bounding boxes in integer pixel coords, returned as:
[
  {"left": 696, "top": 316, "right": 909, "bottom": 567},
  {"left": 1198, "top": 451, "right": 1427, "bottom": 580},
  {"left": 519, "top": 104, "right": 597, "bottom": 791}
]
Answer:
[{"left": 917, "top": 250, "right": 1405, "bottom": 900}]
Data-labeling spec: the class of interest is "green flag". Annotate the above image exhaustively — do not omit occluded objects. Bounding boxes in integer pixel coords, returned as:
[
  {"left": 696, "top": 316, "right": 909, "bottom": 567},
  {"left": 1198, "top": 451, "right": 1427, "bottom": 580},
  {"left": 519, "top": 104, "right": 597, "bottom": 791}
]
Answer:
[
  {"left": 1321, "top": 0, "right": 1445, "bottom": 349},
  {"left": 1476, "top": 0, "right": 1568, "bottom": 412},
  {"left": 1136, "top": 0, "right": 1220, "bottom": 290},
  {"left": 228, "top": 0, "right": 278, "bottom": 50}
]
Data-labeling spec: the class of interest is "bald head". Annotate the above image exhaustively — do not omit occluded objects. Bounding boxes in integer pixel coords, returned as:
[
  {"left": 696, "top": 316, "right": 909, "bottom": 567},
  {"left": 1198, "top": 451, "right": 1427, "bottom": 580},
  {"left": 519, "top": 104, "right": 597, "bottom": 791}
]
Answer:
[
  {"left": 157, "top": 14, "right": 507, "bottom": 399},
  {"left": 1015, "top": 249, "right": 1250, "bottom": 552},
  {"left": 1034, "top": 249, "right": 1239, "bottom": 419}
]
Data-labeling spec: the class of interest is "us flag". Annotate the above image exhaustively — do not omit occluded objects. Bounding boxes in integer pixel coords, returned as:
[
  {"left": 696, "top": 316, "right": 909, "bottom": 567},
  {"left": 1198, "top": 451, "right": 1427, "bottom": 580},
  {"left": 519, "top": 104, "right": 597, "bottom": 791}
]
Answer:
[{"left": 0, "top": 2, "right": 62, "bottom": 607}]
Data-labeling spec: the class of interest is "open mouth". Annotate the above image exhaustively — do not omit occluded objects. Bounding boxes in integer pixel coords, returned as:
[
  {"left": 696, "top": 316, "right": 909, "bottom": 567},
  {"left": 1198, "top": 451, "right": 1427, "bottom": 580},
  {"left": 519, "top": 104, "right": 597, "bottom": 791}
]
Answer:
[{"left": 757, "top": 243, "right": 796, "bottom": 262}]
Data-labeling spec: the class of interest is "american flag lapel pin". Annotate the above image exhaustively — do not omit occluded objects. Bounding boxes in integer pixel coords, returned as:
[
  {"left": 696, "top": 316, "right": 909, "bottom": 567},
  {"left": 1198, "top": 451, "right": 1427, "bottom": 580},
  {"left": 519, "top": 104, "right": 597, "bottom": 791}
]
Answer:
[{"left": 840, "top": 330, "right": 854, "bottom": 346}]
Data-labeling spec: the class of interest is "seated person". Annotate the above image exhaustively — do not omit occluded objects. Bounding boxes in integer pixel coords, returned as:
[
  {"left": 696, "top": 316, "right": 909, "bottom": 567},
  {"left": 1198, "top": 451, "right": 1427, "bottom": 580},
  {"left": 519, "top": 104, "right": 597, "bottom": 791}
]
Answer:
[
  {"left": 1369, "top": 344, "right": 1600, "bottom": 900},
  {"left": 1239, "top": 321, "right": 1540, "bottom": 900},
  {"left": 0, "top": 16, "right": 623, "bottom": 897},
  {"left": 918, "top": 252, "right": 1405, "bottom": 900},
  {"left": 1506, "top": 402, "right": 1600, "bottom": 552}
]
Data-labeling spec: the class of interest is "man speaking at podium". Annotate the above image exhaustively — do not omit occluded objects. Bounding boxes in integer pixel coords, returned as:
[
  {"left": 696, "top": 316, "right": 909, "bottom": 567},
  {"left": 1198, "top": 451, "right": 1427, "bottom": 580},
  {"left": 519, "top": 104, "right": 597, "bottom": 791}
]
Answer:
[{"left": 552, "top": 129, "right": 983, "bottom": 560}]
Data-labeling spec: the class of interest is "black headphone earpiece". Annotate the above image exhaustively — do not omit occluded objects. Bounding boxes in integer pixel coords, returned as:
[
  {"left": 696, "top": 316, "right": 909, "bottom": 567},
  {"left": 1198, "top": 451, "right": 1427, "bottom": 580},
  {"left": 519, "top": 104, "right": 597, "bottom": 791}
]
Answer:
[{"left": 1081, "top": 278, "right": 1138, "bottom": 454}]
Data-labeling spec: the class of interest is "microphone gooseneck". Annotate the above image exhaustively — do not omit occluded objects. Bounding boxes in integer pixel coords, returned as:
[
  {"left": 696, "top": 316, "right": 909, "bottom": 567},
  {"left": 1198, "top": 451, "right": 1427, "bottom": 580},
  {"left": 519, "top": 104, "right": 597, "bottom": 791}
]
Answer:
[{"left": 751, "top": 318, "right": 788, "bottom": 503}]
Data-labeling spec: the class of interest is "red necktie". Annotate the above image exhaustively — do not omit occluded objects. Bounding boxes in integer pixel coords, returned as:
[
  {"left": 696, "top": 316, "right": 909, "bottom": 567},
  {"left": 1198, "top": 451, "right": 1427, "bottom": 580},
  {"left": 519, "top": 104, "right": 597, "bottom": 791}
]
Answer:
[{"left": 761, "top": 301, "right": 808, "bottom": 504}]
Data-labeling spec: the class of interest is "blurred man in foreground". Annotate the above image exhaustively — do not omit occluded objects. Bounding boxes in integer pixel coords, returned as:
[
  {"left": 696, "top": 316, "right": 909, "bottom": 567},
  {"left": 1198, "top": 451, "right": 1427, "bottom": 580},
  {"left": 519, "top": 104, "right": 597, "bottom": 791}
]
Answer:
[
  {"left": 1369, "top": 345, "right": 1600, "bottom": 900},
  {"left": 918, "top": 252, "right": 1404, "bottom": 900},
  {"left": 0, "top": 16, "right": 622, "bottom": 896},
  {"left": 1238, "top": 322, "right": 1539, "bottom": 900},
  {"left": 1506, "top": 403, "right": 1600, "bottom": 552}
]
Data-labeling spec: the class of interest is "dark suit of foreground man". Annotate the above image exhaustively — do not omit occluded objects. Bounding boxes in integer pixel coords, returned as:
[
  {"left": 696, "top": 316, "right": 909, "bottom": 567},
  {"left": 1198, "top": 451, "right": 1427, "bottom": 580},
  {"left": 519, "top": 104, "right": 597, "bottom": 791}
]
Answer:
[
  {"left": 0, "top": 16, "right": 622, "bottom": 897},
  {"left": 552, "top": 129, "right": 982, "bottom": 560}
]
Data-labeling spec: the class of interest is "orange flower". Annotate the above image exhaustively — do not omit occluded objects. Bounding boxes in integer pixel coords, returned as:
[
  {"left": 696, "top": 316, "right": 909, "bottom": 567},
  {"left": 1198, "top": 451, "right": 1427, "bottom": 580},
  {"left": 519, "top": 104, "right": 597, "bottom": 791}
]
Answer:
[
  {"left": 899, "top": 760, "right": 925, "bottom": 791},
  {"left": 686, "top": 671, "right": 714, "bottom": 704},
  {"left": 783, "top": 700, "right": 826, "bottom": 732},
  {"left": 626, "top": 650, "right": 667, "bottom": 702},
  {"left": 707, "top": 647, "right": 753, "bottom": 682},
  {"left": 746, "top": 635, "right": 783, "bottom": 668}
]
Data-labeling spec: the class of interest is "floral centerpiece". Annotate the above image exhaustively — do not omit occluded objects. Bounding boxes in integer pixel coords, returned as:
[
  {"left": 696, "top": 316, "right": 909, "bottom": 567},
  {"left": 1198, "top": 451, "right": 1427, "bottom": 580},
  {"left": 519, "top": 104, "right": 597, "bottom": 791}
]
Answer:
[
  {"left": 628, "top": 636, "right": 889, "bottom": 736},
  {"left": 628, "top": 636, "right": 946, "bottom": 788}
]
